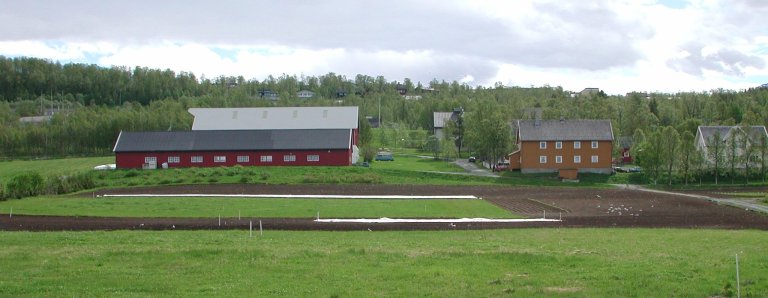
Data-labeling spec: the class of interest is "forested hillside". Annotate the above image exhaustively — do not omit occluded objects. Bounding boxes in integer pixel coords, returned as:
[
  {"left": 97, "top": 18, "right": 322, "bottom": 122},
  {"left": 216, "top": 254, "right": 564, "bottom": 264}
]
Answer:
[{"left": 1, "top": 56, "right": 767, "bottom": 174}]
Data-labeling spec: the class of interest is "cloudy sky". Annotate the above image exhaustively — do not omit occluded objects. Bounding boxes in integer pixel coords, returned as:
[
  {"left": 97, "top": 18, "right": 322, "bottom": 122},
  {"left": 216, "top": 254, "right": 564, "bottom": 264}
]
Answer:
[{"left": 1, "top": 0, "right": 766, "bottom": 94}]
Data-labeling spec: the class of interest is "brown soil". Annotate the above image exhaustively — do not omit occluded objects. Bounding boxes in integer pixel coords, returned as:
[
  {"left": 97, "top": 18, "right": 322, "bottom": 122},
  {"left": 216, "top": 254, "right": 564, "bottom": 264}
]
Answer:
[{"left": 3, "top": 184, "right": 768, "bottom": 231}]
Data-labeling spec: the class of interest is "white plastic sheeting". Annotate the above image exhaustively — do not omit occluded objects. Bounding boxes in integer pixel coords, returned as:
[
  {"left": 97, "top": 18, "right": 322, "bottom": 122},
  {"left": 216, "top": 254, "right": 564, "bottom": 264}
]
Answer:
[
  {"left": 99, "top": 194, "right": 478, "bottom": 199},
  {"left": 315, "top": 217, "right": 561, "bottom": 223}
]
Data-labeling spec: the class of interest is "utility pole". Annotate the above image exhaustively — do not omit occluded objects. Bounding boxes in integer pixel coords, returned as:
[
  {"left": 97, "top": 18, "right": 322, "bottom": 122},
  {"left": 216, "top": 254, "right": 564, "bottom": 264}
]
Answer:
[{"left": 378, "top": 96, "right": 382, "bottom": 127}]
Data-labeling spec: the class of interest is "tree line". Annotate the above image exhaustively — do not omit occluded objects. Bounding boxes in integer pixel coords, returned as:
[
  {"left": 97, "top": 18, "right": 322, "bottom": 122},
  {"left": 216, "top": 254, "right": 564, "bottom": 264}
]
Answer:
[
  {"left": 2, "top": 56, "right": 768, "bottom": 184},
  {"left": 632, "top": 124, "right": 768, "bottom": 185}
]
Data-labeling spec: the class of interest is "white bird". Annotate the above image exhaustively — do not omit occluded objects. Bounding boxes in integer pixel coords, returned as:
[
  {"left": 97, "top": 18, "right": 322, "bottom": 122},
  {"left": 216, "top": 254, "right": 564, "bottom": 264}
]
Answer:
[
  {"left": 596, "top": 195, "right": 601, "bottom": 198},
  {"left": 449, "top": 223, "right": 456, "bottom": 227}
]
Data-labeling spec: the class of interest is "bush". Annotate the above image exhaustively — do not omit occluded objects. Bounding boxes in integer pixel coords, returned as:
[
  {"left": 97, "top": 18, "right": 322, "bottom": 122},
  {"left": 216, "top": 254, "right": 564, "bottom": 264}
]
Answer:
[
  {"left": 6, "top": 172, "right": 45, "bottom": 199},
  {"left": 46, "top": 172, "right": 96, "bottom": 195},
  {"left": 0, "top": 183, "right": 5, "bottom": 200}
]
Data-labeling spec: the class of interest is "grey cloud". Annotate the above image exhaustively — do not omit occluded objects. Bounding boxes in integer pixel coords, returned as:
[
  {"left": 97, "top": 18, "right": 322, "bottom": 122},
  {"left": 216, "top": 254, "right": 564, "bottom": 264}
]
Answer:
[
  {"left": 2, "top": 0, "right": 653, "bottom": 70},
  {"left": 667, "top": 43, "right": 765, "bottom": 76}
]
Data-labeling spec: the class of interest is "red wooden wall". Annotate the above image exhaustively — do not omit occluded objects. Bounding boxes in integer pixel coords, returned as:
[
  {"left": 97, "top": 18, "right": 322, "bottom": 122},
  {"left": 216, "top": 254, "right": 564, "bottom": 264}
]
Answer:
[{"left": 116, "top": 149, "right": 352, "bottom": 169}]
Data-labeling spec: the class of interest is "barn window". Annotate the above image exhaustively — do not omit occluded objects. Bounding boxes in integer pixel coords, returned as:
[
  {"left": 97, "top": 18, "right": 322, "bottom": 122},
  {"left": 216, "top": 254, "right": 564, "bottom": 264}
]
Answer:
[
  {"left": 260, "top": 155, "right": 272, "bottom": 162},
  {"left": 555, "top": 155, "right": 562, "bottom": 163},
  {"left": 539, "top": 156, "right": 547, "bottom": 164},
  {"left": 591, "top": 155, "right": 599, "bottom": 163},
  {"left": 574, "top": 155, "right": 581, "bottom": 163},
  {"left": 191, "top": 156, "right": 203, "bottom": 163},
  {"left": 144, "top": 156, "right": 157, "bottom": 164},
  {"left": 284, "top": 154, "right": 296, "bottom": 162},
  {"left": 214, "top": 156, "right": 226, "bottom": 163},
  {"left": 591, "top": 141, "right": 599, "bottom": 149},
  {"left": 168, "top": 156, "right": 180, "bottom": 163},
  {"left": 574, "top": 141, "right": 581, "bottom": 149},
  {"left": 555, "top": 141, "right": 562, "bottom": 149},
  {"left": 539, "top": 141, "right": 546, "bottom": 149},
  {"left": 237, "top": 155, "right": 249, "bottom": 163},
  {"left": 307, "top": 155, "right": 320, "bottom": 162}
]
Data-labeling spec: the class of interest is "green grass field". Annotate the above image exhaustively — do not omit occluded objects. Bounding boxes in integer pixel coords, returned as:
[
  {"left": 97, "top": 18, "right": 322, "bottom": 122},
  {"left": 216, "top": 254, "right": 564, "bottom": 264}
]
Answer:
[
  {"left": 371, "top": 154, "right": 465, "bottom": 172},
  {"left": 0, "top": 197, "right": 517, "bottom": 218},
  {"left": 0, "top": 156, "right": 112, "bottom": 184},
  {"left": 0, "top": 229, "right": 765, "bottom": 297}
]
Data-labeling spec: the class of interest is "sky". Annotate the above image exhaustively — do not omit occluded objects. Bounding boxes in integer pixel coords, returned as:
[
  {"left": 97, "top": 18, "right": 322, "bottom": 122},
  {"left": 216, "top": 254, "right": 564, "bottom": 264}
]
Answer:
[{"left": 1, "top": 0, "right": 767, "bottom": 95}]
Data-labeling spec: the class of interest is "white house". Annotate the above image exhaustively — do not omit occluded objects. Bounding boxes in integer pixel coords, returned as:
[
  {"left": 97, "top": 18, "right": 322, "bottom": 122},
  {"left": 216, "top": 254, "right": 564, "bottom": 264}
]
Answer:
[{"left": 695, "top": 125, "right": 768, "bottom": 167}]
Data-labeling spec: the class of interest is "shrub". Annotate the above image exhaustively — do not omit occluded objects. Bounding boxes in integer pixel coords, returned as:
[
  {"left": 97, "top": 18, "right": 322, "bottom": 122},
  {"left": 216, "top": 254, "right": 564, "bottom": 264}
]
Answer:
[
  {"left": 0, "top": 183, "right": 5, "bottom": 200},
  {"left": 6, "top": 172, "right": 45, "bottom": 199},
  {"left": 207, "top": 177, "right": 219, "bottom": 183},
  {"left": 239, "top": 176, "right": 250, "bottom": 183},
  {"left": 51, "top": 172, "right": 95, "bottom": 194}
]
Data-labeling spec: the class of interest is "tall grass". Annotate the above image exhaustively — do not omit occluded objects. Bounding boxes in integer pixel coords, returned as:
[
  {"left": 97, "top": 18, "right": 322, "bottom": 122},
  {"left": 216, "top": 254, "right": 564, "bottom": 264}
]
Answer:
[{"left": 0, "top": 229, "right": 765, "bottom": 297}]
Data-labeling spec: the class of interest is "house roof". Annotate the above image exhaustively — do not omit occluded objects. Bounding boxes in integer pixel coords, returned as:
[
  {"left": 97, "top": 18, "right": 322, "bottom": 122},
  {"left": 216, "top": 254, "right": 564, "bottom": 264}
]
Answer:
[
  {"left": 188, "top": 106, "right": 358, "bottom": 130},
  {"left": 697, "top": 126, "right": 768, "bottom": 146},
  {"left": 433, "top": 112, "right": 454, "bottom": 128},
  {"left": 113, "top": 129, "right": 351, "bottom": 152},
  {"left": 618, "top": 136, "right": 633, "bottom": 148},
  {"left": 517, "top": 119, "right": 614, "bottom": 141}
]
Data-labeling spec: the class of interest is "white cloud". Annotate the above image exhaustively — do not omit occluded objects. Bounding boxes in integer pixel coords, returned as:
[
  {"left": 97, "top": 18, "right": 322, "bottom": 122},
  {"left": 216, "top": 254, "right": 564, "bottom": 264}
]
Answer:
[{"left": 0, "top": 0, "right": 766, "bottom": 94}]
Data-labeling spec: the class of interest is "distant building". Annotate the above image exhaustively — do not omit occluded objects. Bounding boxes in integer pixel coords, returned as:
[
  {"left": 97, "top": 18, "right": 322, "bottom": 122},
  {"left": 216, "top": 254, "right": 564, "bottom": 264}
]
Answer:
[
  {"left": 625, "top": 91, "right": 650, "bottom": 99},
  {"left": 19, "top": 115, "right": 52, "bottom": 124},
  {"left": 579, "top": 88, "right": 601, "bottom": 97},
  {"left": 433, "top": 108, "right": 463, "bottom": 139},
  {"left": 396, "top": 84, "right": 407, "bottom": 95},
  {"left": 297, "top": 90, "right": 315, "bottom": 99},
  {"left": 695, "top": 125, "right": 768, "bottom": 168},
  {"left": 258, "top": 90, "right": 279, "bottom": 101},
  {"left": 617, "top": 136, "right": 633, "bottom": 164},
  {"left": 508, "top": 119, "right": 614, "bottom": 176},
  {"left": 366, "top": 116, "right": 380, "bottom": 128}
]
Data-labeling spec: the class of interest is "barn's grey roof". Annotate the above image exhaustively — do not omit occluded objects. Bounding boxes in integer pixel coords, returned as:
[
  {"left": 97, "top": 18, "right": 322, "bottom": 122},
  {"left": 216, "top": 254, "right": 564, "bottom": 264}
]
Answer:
[
  {"left": 697, "top": 126, "right": 768, "bottom": 146},
  {"left": 188, "top": 106, "right": 358, "bottom": 130},
  {"left": 433, "top": 112, "right": 454, "bottom": 128},
  {"left": 517, "top": 119, "right": 613, "bottom": 141},
  {"left": 113, "top": 129, "right": 351, "bottom": 152}
]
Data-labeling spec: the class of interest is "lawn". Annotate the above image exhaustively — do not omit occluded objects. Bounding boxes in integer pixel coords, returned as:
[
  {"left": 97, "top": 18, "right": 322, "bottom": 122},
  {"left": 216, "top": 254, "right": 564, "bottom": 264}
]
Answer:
[
  {"left": 0, "top": 156, "right": 626, "bottom": 194},
  {"left": 371, "top": 154, "right": 464, "bottom": 172},
  {"left": 0, "top": 156, "right": 113, "bottom": 184},
  {"left": 0, "top": 229, "right": 765, "bottom": 297},
  {"left": 0, "top": 196, "right": 517, "bottom": 218}
]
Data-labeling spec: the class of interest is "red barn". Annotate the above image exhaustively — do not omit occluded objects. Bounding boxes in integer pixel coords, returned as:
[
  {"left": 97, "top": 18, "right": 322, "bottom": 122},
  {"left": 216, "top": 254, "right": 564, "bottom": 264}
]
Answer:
[
  {"left": 113, "top": 106, "right": 360, "bottom": 169},
  {"left": 113, "top": 129, "right": 355, "bottom": 169}
]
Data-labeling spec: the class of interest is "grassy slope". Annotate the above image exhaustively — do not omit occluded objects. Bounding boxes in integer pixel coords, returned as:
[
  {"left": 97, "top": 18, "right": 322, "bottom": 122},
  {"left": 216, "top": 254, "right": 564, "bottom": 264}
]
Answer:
[
  {"left": 0, "top": 156, "right": 113, "bottom": 184},
  {"left": 0, "top": 229, "right": 765, "bottom": 297},
  {"left": 0, "top": 197, "right": 517, "bottom": 218}
]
